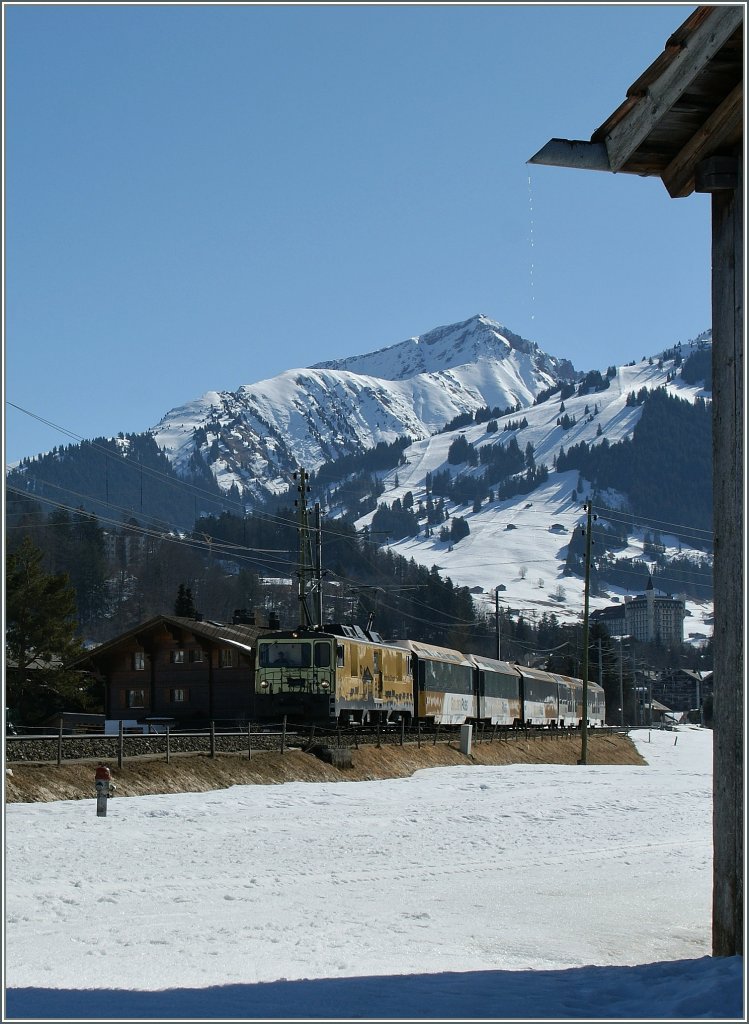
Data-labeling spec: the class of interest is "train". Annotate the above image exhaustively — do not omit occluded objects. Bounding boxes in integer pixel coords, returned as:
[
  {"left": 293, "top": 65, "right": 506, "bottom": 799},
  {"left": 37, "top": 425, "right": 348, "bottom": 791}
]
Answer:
[{"left": 253, "top": 624, "right": 605, "bottom": 729}]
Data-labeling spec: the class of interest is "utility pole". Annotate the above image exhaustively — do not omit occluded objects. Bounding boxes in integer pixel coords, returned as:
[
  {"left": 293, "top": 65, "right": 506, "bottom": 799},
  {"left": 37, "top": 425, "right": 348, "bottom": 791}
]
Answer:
[
  {"left": 580, "top": 501, "right": 596, "bottom": 765},
  {"left": 294, "top": 468, "right": 320, "bottom": 629},
  {"left": 495, "top": 588, "right": 501, "bottom": 661},
  {"left": 632, "top": 646, "right": 638, "bottom": 725},
  {"left": 315, "top": 502, "right": 323, "bottom": 627},
  {"left": 619, "top": 639, "right": 624, "bottom": 728}
]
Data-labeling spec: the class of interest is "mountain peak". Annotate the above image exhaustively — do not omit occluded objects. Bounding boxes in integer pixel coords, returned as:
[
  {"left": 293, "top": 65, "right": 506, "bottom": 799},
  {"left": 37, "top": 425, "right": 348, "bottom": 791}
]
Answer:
[{"left": 310, "top": 315, "right": 575, "bottom": 382}]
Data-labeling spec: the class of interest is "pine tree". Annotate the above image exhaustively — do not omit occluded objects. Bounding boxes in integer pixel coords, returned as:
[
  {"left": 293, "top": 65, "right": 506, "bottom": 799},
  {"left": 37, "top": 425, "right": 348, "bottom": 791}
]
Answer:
[
  {"left": 174, "top": 583, "right": 198, "bottom": 618},
  {"left": 5, "top": 536, "right": 86, "bottom": 725}
]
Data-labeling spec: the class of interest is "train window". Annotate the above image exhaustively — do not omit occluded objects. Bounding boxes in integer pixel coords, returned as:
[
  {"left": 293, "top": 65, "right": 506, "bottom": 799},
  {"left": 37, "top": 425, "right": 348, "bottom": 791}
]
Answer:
[
  {"left": 315, "top": 643, "right": 331, "bottom": 668},
  {"left": 336, "top": 644, "right": 345, "bottom": 668}
]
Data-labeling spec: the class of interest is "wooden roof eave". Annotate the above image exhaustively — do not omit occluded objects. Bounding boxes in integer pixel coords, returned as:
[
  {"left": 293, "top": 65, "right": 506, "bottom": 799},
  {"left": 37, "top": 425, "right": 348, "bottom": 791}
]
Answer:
[
  {"left": 527, "top": 5, "right": 744, "bottom": 197},
  {"left": 590, "top": 5, "right": 743, "bottom": 173}
]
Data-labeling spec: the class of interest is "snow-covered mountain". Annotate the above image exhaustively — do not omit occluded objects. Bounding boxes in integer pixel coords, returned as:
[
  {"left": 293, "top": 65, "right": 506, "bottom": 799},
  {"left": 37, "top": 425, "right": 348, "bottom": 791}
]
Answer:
[
  {"left": 9, "top": 313, "right": 713, "bottom": 638},
  {"left": 150, "top": 315, "right": 578, "bottom": 499},
  {"left": 146, "top": 313, "right": 712, "bottom": 637}
]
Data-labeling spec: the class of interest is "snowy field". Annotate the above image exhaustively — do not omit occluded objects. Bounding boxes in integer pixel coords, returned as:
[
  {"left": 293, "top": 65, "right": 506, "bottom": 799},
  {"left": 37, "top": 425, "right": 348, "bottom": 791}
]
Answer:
[{"left": 4, "top": 727, "right": 744, "bottom": 1020}]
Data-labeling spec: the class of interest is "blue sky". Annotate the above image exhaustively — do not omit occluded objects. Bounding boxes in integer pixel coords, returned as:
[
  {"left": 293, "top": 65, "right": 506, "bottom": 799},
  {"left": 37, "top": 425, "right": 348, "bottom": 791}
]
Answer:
[{"left": 4, "top": 3, "right": 711, "bottom": 465}]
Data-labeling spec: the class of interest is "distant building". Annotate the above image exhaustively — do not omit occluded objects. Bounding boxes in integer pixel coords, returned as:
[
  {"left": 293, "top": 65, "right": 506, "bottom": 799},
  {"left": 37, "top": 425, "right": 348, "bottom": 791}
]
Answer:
[
  {"left": 654, "top": 668, "right": 713, "bottom": 712},
  {"left": 592, "top": 576, "right": 686, "bottom": 644}
]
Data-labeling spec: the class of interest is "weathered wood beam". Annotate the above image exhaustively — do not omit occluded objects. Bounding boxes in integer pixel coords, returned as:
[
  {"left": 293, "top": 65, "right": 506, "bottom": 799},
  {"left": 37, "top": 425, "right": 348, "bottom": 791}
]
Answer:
[
  {"left": 703, "top": 155, "right": 744, "bottom": 958},
  {"left": 527, "top": 138, "right": 610, "bottom": 172},
  {"left": 601, "top": 6, "right": 743, "bottom": 172},
  {"left": 663, "top": 83, "right": 744, "bottom": 197}
]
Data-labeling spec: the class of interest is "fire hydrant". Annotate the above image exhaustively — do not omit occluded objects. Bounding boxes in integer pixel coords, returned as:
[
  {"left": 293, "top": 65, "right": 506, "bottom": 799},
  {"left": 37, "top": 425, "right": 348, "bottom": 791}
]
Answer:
[{"left": 95, "top": 763, "right": 115, "bottom": 817}]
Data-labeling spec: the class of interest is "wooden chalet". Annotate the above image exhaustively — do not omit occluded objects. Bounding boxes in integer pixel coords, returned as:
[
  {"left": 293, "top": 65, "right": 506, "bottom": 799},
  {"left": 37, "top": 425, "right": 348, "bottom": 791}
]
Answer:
[
  {"left": 72, "top": 615, "right": 269, "bottom": 727},
  {"left": 529, "top": 4, "right": 743, "bottom": 956}
]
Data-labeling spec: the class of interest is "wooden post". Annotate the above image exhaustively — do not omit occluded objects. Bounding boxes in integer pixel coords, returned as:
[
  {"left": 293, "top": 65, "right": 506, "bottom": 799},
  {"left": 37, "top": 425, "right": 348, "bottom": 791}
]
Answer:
[
  {"left": 57, "top": 722, "right": 63, "bottom": 766},
  {"left": 248, "top": 721, "right": 252, "bottom": 761},
  {"left": 118, "top": 719, "right": 124, "bottom": 769},
  {"left": 580, "top": 501, "right": 593, "bottom": 765},
  {"left": 166, "top": 724, "right": 170, "bottom": 764},
  {"left": 417, "top": 720, "right": 421, "bottom": 748},
  {"left": 400, "top": 718, "right": 405, "bottom": 746},
  {"left": 281, "top": 715, "right": 287, "bottom": 755},
  {"left": 702, "top": 157, "right": 744, "bottom": 957},
  {"left": 210, "top": 720, "right": 216, "bottom": 759}
]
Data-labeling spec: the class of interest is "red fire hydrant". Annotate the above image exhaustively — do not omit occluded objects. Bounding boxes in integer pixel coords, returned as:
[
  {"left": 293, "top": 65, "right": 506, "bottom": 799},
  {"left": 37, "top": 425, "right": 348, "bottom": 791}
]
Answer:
[{"left": 95, "top": 763, "right": 113, "bottom": 817}]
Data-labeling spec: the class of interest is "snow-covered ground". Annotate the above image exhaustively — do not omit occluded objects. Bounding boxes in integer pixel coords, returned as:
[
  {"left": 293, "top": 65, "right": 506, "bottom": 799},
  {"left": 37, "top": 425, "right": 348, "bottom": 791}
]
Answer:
[{"left": 4, "top": 727, "right": 743, "bottom": 1019}]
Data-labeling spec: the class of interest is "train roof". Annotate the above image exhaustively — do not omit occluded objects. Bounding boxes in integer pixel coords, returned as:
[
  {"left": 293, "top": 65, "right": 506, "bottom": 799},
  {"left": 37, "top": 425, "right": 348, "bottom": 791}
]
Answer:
[
  {"left": 468, "top": 653, "right": 522, "bottom": 677},
  {"left": 552, "top": 672, "right": 606, "bottom": 694},
  {"left": 256, "top": 625, "right": 388, "bottom": 645},
  {"left": 390, "top": 638, "right": 472, "bottom": 667},
  {"left": 517, "top": 665, "right": 559, "bottom": 684}
]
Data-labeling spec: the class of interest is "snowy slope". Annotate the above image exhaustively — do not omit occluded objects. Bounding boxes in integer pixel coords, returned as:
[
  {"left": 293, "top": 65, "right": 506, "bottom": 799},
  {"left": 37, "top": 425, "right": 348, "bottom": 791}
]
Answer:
[
  {"left": 354, "top": 348, "right": 712, "bottom": 633},
  {"left": 5, "top": 728, "right": 744, "bottom": 1020}
]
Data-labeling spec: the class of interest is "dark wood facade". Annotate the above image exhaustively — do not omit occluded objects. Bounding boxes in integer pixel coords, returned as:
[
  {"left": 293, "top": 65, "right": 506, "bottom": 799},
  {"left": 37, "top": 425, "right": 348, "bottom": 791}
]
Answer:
[
  {"left": 74, "top": 616, "right": 265, "bottom": 727},
  {"left": 529, "top": 5, "right": 744, "bottom": 956}
]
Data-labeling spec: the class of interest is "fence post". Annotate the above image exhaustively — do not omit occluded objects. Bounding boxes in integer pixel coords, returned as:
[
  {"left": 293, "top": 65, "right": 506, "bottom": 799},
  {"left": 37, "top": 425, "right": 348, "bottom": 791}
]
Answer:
[
  {"left": 281, "top": 715, "right": 287, "bottom": 755},
  {"left": 248, "top": 721, "right": 252, "bottom": 761},
  {"left": 434, "top": 722, "right": 440, "bottom": 746},
  {"left": 57, "top": 722, "right": 63, "bottom": 766},
  {"left": 166, "top": 724, "right": 170, "bottom": 764},
  {"left": 400, "top": 718, "right": 405, "bottom": 746},
  {"left": 376, "top": 720, "right": 381, "bottom": 749},
  {"left": 118, "top": 719, "right": 124, "bottom": 770},
  {"left": 210, "top": 721, "right": 216, "bottom": 759},
  {"left": 417, "top": 720, "right": 421, "bottom": 748},
  {"left": 353, "top": 725, "right": 359, "bottom": 750}
]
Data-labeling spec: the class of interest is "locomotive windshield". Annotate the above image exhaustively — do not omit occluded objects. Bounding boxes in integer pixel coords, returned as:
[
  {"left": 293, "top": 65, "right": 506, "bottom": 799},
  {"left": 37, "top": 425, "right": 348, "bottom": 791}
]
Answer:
[{"left": 259, "top": 641, "right": 312, "bottom": 669}]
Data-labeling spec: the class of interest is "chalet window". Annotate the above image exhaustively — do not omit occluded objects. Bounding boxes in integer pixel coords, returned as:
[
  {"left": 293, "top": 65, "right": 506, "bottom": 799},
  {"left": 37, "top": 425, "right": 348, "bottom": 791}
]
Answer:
[
  {"left": 127, "top": 689, "right": 145, "bottom": 708},
  {"left": 189, "top": 648, "right": 204, "bottom": 664},
  {"left": 170, "top": 649, "right": 185, "bottom": 665},
  {"left": 133, "top": 652, "right": 145, "bottom": 671},
  {"left": 220, "top": 648, "right": 235, "bottom": 668},
  {"left": 170, "top": 688, "right": 187, "bottom": 703}
]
